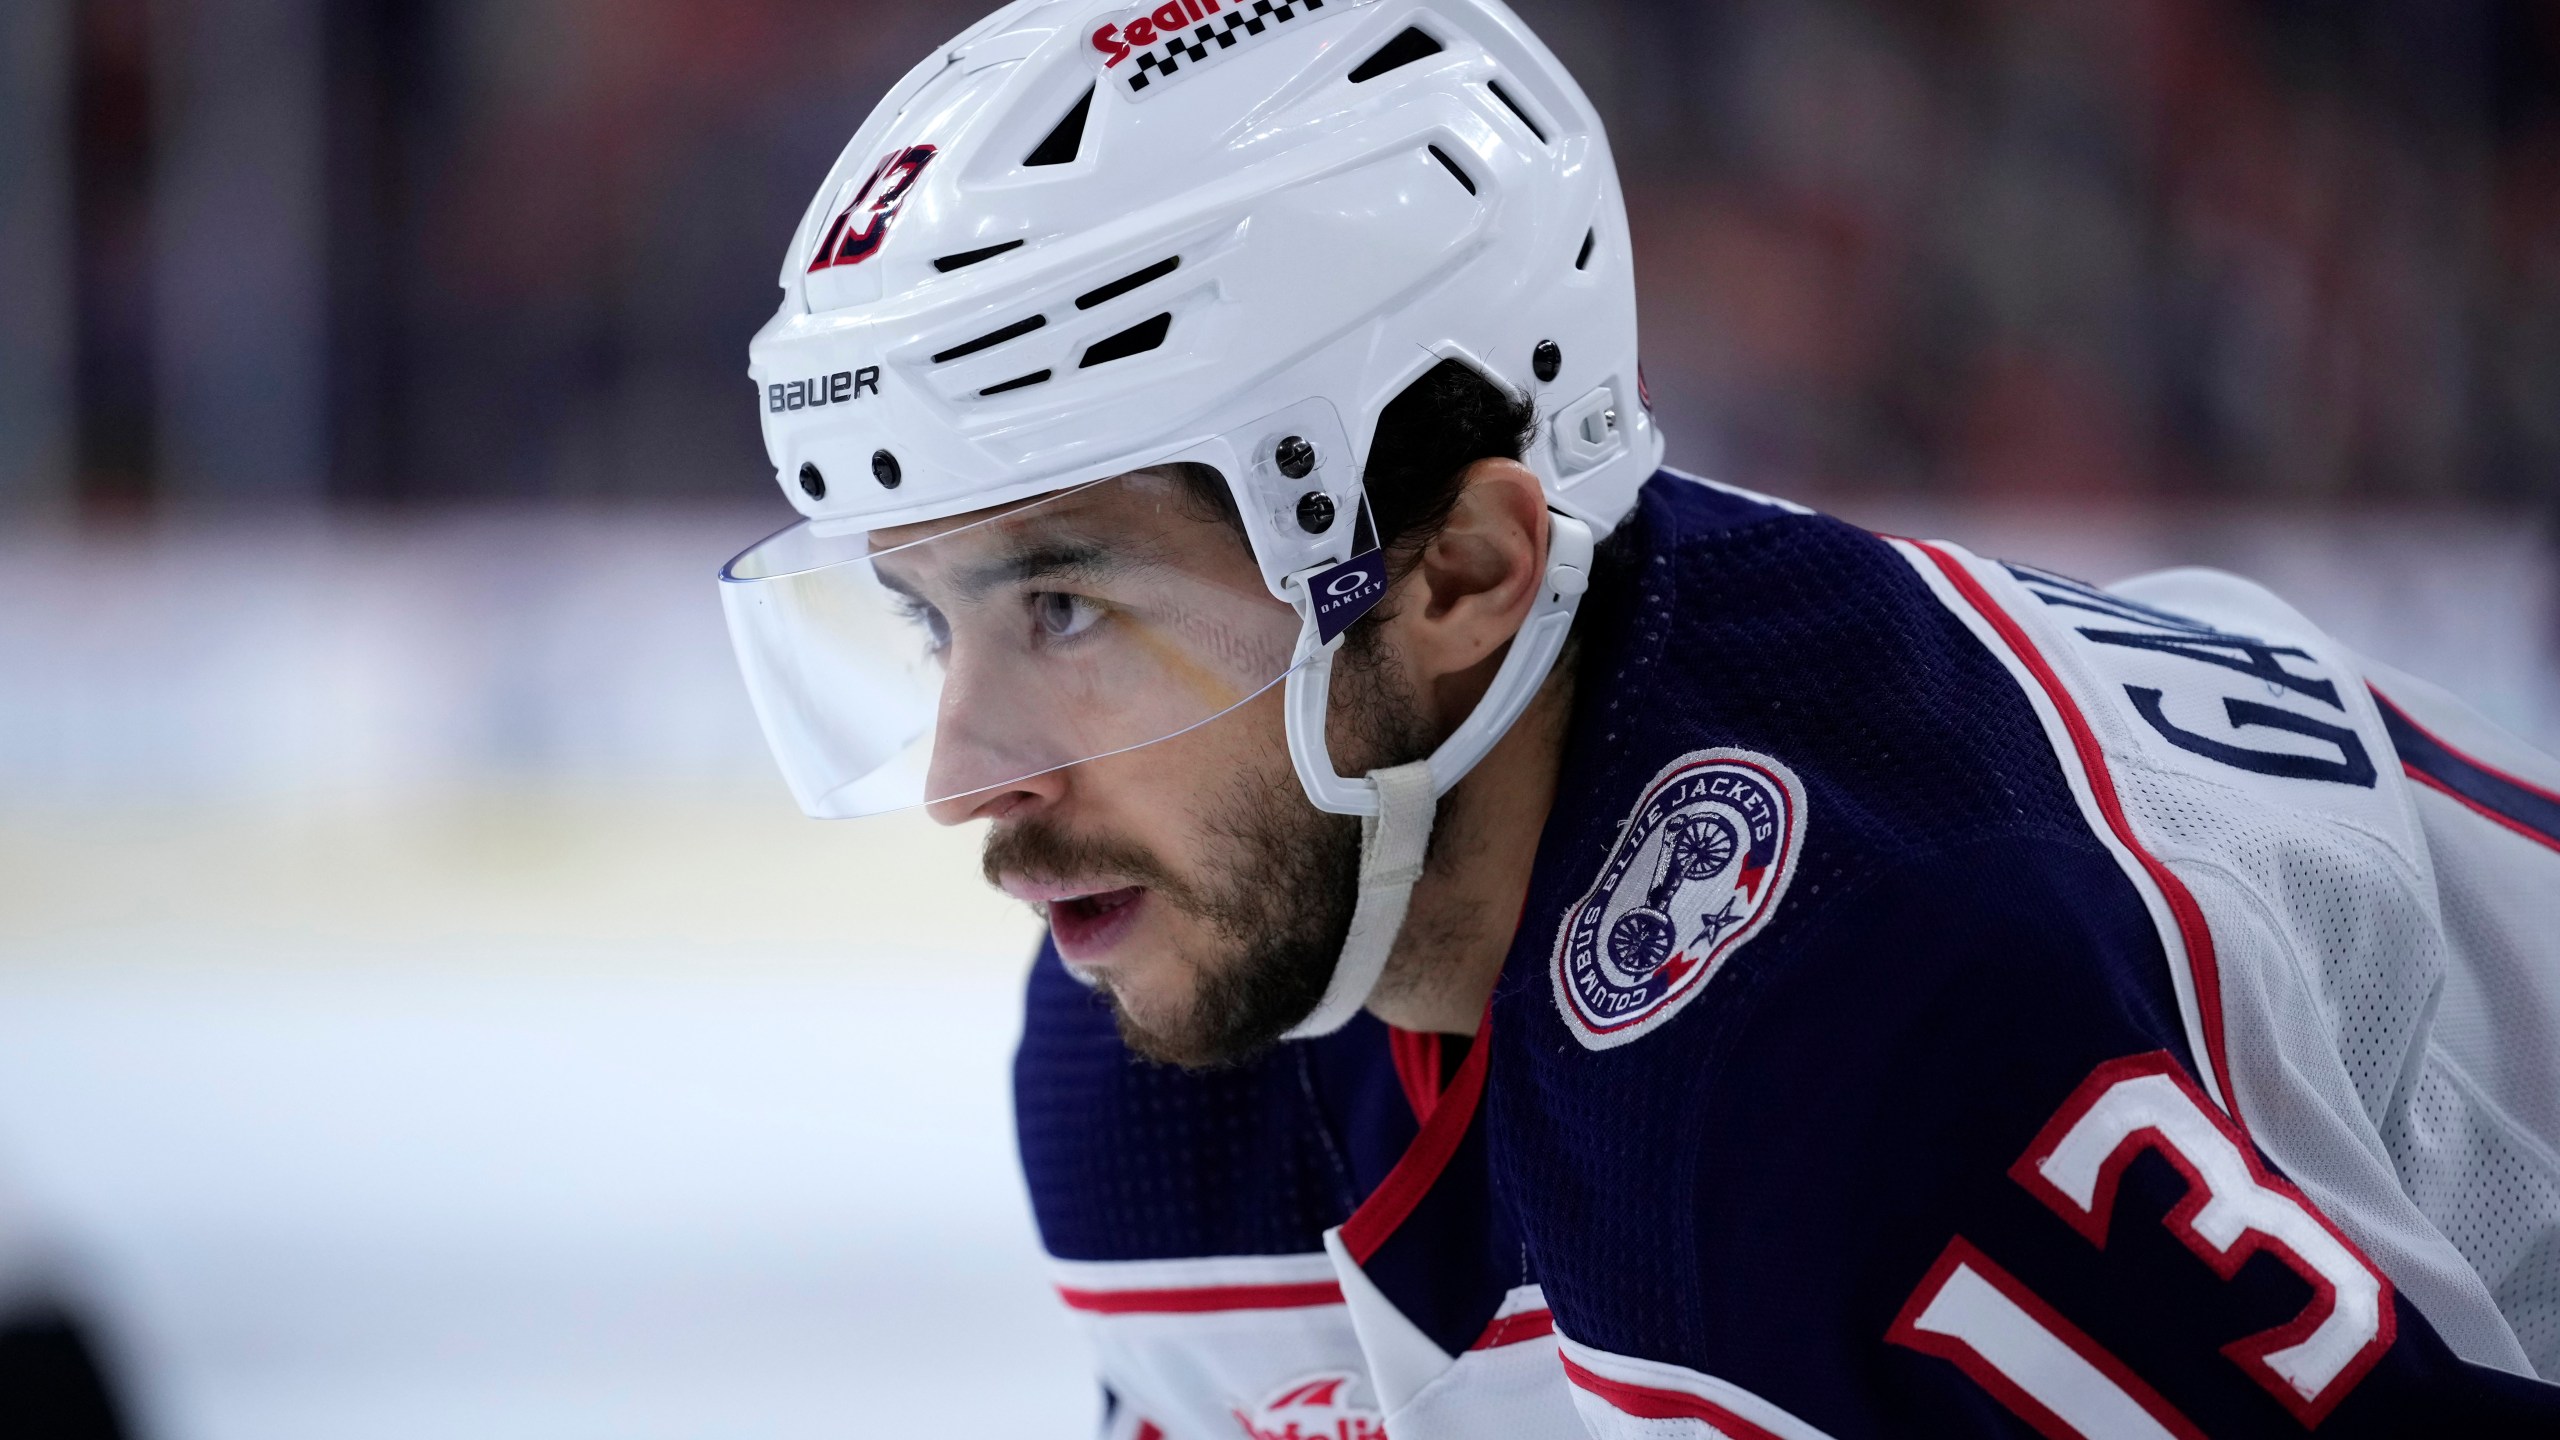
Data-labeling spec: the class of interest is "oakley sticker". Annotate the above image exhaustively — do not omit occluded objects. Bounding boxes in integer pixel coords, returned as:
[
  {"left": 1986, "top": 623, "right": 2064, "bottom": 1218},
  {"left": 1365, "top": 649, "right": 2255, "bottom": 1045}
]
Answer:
[
  {"left": 809, "top": 145, "right": 935, "bottom": 272},
  {"left": 1309, "top": 549, "right": 1385, "bottom": 644},
  {"left": 1086, "top": 0, "right": 1347, "bottom": 101}
]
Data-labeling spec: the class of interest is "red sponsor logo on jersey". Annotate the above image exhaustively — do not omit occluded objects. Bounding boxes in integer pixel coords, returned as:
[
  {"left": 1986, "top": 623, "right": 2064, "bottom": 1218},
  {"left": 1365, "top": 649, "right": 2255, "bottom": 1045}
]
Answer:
[
  {"left": 1230, "top": 1373, "right": 1386, "bottom": 1440},
  {"left": 1088, "top": 0, "right": 1228, "bottom": 65}
]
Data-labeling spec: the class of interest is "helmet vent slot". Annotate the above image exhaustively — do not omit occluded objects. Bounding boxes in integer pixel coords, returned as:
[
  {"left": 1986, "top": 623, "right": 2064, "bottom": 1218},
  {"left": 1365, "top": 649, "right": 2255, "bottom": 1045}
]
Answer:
[
  {"left": 980, "top": 369, "right": 1053, "bottom": 396},
  {"left": 932, "top": 314, "right": 1046, "bottom": 363},
  {"left": 1576, "top": 228, "right": 1596, "bottom": 270},
  {"left": 1024, "top": 85, "right": 1094, "bottom": 168},
  {"left": 1079, "top": 313, "right": 1173, "bottom": 368},
  {"left": 1349, "top": 27, "right": 1442, "bottom": 83},
  {"left": 1427, "top": 145, "right": 1477, "bottom": 196},
  {"left": 934, "top": 239, "right": 1024, "bottom": 273},
  {"left": 1487, "top": 79, "right": 1547, "bottom": 143},
  {"left": 1074, "top": 256, "right": 1179, "bottom": 310}
]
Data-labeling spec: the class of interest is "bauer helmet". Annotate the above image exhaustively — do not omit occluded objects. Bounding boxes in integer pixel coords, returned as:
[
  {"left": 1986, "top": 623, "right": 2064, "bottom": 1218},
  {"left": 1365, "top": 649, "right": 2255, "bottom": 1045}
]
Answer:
[{"left": 720, "top": 0, "right": 1658, "bottom": 1028}]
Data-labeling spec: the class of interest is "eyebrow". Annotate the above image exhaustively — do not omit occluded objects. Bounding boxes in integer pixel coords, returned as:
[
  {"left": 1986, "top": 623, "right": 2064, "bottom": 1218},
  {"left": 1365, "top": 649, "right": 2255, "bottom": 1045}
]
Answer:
[
  {"left": 875, "top": 537, "right": 1126, "bottom": 607},
  {"left": 958, "top": 540, "right": 1120, "bottom": 595}
]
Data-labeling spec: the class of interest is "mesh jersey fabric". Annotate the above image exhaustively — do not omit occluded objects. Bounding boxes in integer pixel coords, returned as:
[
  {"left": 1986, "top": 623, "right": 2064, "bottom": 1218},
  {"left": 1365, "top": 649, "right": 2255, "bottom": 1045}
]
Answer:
[
  {"left": 2079, "top": 568, "right": 2560, "bottom": 1380},
  {"left": 1483, "top": 477, "right": 2214, "bottom": 1414},
  {"left": 1015, "top": 938, "right": 1413, "bottom": 1260},
  {"left": 1007, "top": 468, "right": 2560, "bottom": 1437},
  {"left": 2360, "top": 656, "right": 2560, "bottom": 1376},
  {"left": 1016, "top": 936, "right": 1544, "bottom": 1439},
  {"left": 1015, "top": 934, "right": 1534, "bottom": 1335},
  {"left": 1481, "top": 473, "right": 2559, "bottom": 1434}
]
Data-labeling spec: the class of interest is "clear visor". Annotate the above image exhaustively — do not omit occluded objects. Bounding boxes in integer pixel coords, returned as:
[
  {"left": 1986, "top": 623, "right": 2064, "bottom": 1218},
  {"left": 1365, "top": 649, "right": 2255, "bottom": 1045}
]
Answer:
[{"left": 720, "top": 469, "right": 1307, "bottom": 817}]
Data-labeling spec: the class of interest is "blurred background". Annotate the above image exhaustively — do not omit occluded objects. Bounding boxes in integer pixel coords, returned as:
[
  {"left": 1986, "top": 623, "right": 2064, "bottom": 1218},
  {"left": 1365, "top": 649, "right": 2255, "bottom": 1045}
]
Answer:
[{"left": 0, "top": 0, "right": 2555, "bottom": 1436}]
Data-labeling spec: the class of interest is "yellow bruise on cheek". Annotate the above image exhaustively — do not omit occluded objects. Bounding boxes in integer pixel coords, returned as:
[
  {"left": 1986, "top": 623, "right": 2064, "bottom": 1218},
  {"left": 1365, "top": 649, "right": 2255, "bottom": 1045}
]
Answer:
[
  {"left": 1121, "top": 610, "right": 1256, "bottom": 713},
  {"left": 1108, "top": 563, "right": 1304, "bottom": 720}
]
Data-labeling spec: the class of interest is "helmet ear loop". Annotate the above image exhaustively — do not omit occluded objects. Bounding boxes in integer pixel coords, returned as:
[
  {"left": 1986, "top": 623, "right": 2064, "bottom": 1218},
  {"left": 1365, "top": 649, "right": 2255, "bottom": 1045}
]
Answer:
[
  {"left": 1281, "top": 511, "right": 1595, "bottom": 816},
  {"left": 1283, "top": 755, "right": 1435, "bottom": 1039},
  {"left": 1276, "top": 513, "right": 1596, "bottom": 1039}
]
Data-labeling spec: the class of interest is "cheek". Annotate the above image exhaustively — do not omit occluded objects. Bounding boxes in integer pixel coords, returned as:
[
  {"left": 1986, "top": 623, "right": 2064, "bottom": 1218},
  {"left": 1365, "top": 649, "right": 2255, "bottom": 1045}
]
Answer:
[
  {"left": 1073, "top": 749, "right": 1215, "bottom": 888},
  {"left": 1080, "top": 685, "right": 1294, "bottom": 865}
]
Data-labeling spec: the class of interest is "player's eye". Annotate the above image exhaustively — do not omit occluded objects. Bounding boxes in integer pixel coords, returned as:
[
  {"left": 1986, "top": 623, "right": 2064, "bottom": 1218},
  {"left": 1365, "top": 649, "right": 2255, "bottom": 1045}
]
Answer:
[
  {"left": 1032, "top": 591, "right": 1103, "bottom": 640},
  {"left": 892, "top": 595, "right": 952, "bottom": 654}
]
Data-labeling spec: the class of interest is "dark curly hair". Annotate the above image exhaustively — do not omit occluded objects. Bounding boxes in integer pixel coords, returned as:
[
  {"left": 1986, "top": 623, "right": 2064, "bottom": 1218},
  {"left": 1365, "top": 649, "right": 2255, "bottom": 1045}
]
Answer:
[{"left": 1169, "top": 357, "right": 1538, "bottom": 568}]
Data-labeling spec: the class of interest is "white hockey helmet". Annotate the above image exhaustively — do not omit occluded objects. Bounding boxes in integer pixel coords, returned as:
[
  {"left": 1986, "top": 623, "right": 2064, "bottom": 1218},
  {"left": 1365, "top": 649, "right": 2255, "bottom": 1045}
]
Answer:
[{"left": 721, "top": 0, "right": 1657, "bottom": 1020}]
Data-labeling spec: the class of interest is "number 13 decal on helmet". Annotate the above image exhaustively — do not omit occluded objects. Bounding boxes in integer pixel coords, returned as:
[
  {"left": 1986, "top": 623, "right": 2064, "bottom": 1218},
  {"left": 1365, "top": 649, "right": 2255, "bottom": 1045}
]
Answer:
[{"left": 809, "top": 144, "right": 937, "bottom": 273}]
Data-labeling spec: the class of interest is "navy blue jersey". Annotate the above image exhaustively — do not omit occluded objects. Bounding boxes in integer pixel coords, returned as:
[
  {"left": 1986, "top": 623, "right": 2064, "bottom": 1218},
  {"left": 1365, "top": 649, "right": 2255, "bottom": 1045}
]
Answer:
[{"left": 1014, "top": 470, "right": 2560, "bottom": 1439}]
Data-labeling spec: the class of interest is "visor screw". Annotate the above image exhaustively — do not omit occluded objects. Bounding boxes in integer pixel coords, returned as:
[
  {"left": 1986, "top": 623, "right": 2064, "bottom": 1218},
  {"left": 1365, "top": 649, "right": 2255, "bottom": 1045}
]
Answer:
[
  {"left": 1533, "top": 340, "right": 1562, "bottom": 382},
  {"left": 797, "top": 462, "right": 826, "bottom": 500},
  {"left": 1274, "top": 435, "right": 1316, "bottom": 480},
  {"left": 1295, "top": 490, "right": 1336, "bottom": 534},
  {"left": 872, "top": 449, "right": 901, "bottom": 489}
]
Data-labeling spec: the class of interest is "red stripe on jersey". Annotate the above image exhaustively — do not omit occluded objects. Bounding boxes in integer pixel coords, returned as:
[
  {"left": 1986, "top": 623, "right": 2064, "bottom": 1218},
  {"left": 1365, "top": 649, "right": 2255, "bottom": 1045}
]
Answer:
[
  {"left": 1337, "top": 1000, "right": 1493, "bottom": 1264},
  {"left": 1055, "top": 1280, "right": 1344, "bottom": 1314},
  {"left": 2403, "top": 765, "right": 2560, "bottom": 855},
  {"left": 1559, "top": 1355, "right": 1786, "bottom": 1439},
  {"left": 1911, "top": 541, "right": 2237, "bottom": 1120},
  {"left": 2373, "top": 686, "right": 2560, "bottom": 855},
  {"left": 1388, "top": 1027, "right": 1444, "bottom": 1124},
  {"left": 1469, "top": 1307, "right": 1555, "bottom": 1350}
]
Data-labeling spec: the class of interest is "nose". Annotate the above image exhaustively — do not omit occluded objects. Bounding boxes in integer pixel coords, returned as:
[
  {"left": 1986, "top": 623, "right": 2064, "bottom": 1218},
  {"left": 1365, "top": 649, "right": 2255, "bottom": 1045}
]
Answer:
[
  {"left": 924, "top": 759, "right": 1068, "bottom": 826},
  {"left": 921, "top": 648, "right": 1070, "bottom": 825}
]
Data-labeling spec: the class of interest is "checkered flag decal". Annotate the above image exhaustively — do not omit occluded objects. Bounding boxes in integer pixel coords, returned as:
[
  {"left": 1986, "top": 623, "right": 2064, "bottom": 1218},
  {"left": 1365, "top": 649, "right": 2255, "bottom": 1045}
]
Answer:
[{"left": 1122, "top": 0, "right": 1328, "bottom": 97}]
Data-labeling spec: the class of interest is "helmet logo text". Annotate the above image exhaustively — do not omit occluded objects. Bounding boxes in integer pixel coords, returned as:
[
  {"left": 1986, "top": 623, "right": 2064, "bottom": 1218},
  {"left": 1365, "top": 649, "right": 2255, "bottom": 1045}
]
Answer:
[
  {"left": 1086, "top": 0, "right": 1340, "bottom": 100},
  {"left": 767, "top": 367, "right": 881, "bottom": 414},
  {"left": 1090, "top": 0, "right": 1228, "bottom": 65}
]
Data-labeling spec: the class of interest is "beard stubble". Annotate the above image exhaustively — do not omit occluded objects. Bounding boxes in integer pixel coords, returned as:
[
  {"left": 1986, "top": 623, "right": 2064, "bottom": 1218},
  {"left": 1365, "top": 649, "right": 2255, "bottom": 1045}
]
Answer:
[{"left": 980, "top": 639, "right": 1431, "bottom": 1068}]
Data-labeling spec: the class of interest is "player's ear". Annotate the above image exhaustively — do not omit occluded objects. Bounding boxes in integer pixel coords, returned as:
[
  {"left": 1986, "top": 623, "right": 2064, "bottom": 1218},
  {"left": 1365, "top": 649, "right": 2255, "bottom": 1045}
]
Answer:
[{"left": 1395, "top": 456, "right": 1551, "bottom": 729}]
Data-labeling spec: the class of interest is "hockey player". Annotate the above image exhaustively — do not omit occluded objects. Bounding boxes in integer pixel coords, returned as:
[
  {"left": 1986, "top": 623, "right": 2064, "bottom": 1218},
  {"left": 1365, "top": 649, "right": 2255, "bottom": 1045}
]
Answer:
[{"left": 716, "top": 0, "right": 2560, "bottom": 1434}]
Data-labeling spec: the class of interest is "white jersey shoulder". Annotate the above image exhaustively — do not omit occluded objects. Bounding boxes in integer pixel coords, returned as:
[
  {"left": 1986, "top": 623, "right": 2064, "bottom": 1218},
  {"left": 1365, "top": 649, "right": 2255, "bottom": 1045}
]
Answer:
[{"left": 1892, "top": 539, "right": 2560, "bottom": 1382}]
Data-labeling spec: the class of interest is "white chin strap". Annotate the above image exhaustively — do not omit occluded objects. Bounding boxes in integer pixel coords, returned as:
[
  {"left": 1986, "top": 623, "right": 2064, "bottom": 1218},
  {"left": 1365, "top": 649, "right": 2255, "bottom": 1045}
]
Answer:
[{"left": 1279, "top": 513, "right": 1595, "bottom": 1040}]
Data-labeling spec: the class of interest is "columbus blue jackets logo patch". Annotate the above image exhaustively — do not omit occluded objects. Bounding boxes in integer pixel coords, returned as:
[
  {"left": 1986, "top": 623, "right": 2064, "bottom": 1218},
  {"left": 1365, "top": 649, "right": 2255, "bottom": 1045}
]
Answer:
[{"left": 1553, "top": 749, "right": 1806, "bottom": 1050}]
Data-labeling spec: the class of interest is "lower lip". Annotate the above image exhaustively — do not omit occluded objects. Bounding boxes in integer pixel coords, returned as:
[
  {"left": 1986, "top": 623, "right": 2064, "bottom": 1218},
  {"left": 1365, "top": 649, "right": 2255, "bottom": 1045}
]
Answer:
[{"left": 1047, "top": 887, "right": 1147, "bottom": 963}]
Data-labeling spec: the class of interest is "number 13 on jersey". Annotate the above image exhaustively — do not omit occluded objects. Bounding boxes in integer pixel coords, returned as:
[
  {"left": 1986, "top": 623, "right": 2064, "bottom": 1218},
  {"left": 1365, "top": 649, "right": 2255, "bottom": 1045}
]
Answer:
[{"left": 1890, "top": 1052, "right": 2393, "bottom": 1436}]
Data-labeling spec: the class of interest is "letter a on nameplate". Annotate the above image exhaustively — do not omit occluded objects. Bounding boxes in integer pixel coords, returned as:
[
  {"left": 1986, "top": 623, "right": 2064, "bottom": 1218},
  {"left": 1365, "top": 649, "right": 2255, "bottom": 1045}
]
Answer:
[{"left": 1310, "top": 550, "right": 1386, "bottom": 644}]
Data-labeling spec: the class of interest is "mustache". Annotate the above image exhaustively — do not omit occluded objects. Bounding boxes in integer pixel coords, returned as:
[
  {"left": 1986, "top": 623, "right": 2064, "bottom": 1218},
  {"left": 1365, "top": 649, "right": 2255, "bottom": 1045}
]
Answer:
[{"left": 981, "top": 817, "right": 1183, "bottom": 902}]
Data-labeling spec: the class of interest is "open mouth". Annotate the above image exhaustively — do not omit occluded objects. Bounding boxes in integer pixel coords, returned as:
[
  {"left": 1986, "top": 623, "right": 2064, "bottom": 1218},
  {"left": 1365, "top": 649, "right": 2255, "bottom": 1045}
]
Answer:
[{"left": 1046, "top": 886, "right": 1146, "bottom": 962}]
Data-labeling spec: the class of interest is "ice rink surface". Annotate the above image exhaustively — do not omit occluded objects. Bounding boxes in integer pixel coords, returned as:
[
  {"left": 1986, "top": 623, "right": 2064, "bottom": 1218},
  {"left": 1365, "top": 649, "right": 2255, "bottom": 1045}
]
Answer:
[
  {"left": 0, "top": 946, "right": 1090, "bottom": 1439},
  {"left": 0, "top": 500, "right": 2550, "bottom": 1437}
]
